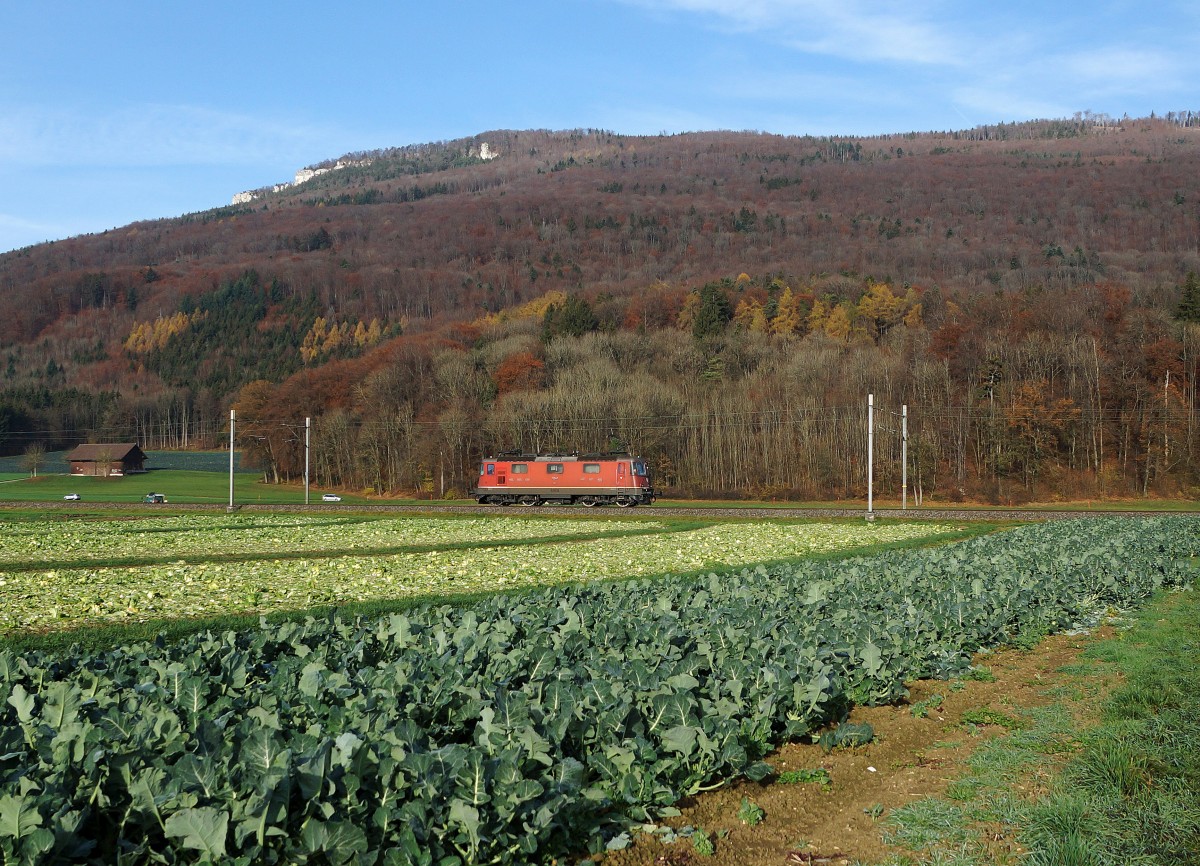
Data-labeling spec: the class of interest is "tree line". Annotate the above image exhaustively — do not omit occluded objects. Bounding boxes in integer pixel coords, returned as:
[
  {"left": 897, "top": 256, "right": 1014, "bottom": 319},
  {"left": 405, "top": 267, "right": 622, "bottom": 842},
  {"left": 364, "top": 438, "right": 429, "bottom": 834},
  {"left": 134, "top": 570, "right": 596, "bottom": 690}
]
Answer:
[
  {"left": 1, "top": 121, "right": 1198, "bottom": 502},
  {"left": 3, "top": 269, "right": 1196, "bottom": 503},
  {"left": 223, "top": 274, "right": 1199, "bottom": 503}
]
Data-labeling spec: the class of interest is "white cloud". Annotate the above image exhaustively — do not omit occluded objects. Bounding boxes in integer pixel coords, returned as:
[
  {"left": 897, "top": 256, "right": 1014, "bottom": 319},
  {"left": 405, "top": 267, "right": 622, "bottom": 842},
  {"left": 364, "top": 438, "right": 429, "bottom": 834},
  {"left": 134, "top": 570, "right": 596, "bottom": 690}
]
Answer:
[
  {"left": 0, "top": 104, "right": 343, "bottom": 168},
  {"left": 0, "top": 211, "right": 60, "bottom": 238},
  {"left": 0, "top": 212, "right": 81, "bottom": 253},
  {"left": 951, "top": 86, "right": 1073, "bottom": 125},
  {"left": 591, "top": 103, "right": 728, "bottom": 136},
  {"left": 1062, "top": 48, "right": 1182, "bottom": 95},
  {"left": 617, "top": 0, "right": 966, "bottom": 65},
  {"left": 612, "top": 0, "right": 1199, "bottom": 129}
]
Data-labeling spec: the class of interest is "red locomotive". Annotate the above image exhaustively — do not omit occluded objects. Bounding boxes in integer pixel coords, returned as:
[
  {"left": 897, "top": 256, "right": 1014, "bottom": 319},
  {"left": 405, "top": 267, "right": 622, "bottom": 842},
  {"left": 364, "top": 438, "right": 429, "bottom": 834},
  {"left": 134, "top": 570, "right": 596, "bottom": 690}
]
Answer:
[{"left": 473, "top": 452, "right": 655, "bottom": 507}]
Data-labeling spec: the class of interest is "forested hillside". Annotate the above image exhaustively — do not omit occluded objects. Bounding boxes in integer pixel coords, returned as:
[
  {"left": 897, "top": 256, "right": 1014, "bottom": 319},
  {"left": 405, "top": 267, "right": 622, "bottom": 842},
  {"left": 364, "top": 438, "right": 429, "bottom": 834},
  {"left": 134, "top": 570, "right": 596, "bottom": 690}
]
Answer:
[{"left": 2, "top": 115, "right": 1198, "bottom": 501}]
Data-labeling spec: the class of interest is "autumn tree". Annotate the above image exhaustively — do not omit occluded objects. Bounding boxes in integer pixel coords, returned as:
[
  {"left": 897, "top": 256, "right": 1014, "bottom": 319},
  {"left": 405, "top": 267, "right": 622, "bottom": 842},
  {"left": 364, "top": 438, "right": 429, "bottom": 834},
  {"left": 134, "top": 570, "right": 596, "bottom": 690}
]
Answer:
[
  {"left": 770, "top": 285, "right": 805, "bottom": 336},
  {"left": 733, "top": 298, "right": 768, "bottom": 333},
  {"left": 822, "top": 303, "right": 855, "bottom": 341},
  {"left": 231, "top": 380, "right": 301, "bottom": 483},
  {"left": 807, "top": 298, "right": 830, "bottom": 334},
  {"left": 494, "top": 351, "right": 546, "bottom": 395},
  {"left": 1004, "top": 382, "right": 1081, "bottom": 489}
]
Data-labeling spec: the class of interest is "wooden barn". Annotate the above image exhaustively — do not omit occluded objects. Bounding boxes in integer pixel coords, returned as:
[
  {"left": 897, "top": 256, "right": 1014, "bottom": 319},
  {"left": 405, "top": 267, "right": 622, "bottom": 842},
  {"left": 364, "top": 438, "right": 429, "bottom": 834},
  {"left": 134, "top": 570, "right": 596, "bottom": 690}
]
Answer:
[{"left": 67, "top": 443, "right": 148, "bottom": 476}]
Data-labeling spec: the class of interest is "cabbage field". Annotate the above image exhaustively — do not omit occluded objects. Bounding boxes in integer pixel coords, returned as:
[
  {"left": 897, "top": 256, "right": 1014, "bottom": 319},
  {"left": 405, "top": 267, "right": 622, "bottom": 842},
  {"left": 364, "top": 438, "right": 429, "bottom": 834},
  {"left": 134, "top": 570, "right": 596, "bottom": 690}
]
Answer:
[
  {"left": 0, "top": 514, "right": 659, "bottom": 564},
  {"left": 0, "top": 515, "right": 958, "bottom": 632},
  {"left": 0, "top": 514, "right": 1196, "bottom": 865}
]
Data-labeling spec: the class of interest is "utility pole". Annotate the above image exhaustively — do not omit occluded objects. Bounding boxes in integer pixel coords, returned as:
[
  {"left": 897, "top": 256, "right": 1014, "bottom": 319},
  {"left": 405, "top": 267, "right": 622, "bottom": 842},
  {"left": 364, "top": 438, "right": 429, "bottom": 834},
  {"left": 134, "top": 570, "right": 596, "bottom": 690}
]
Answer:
[
  {"left": 1164, "top": 371, "right": 1171, "bottom": 465},
  {"left": 304, "top": 416, "right": 311, "bottom": 505},
  {"left": 867, "top": 393, "right": 875, "bottom": 521},
  {"left": 901, "top": 403, "right": 908, "bottom": 511},
  {"left": 228, "top": 409, "right": 236, "bottom": 512}
]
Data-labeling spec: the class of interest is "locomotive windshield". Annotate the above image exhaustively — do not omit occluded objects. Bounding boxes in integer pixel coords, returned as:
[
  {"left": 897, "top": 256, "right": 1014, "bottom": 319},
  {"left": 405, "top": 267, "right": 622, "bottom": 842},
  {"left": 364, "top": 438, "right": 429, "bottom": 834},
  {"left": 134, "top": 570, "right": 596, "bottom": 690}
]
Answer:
[{"left": 632, "top": 461, "right": 648, "bottom": 476}]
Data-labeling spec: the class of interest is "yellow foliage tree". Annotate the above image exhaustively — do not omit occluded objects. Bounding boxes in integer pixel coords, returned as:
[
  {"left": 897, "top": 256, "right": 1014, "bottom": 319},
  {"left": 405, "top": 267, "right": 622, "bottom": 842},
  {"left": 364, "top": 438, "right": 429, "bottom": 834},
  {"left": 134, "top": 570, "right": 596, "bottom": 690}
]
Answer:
[
  {"left": 123, "top": 311, "right": 201, "bottom": 355},
  {"left": 857, "top": 282, "right": 906, "bottom": 341},
  {"left": 322, "top": 322, "right": 350, "bottom": 355},
  {"left": 903, "top": 302, "right": 924, "bottom": 330},
  {"left": 807, "top": 298, "right": 830, "bottom": 333},
  {"left": 770, "top": 286, "right": 804, "bottom": 336},
  {"left": 733, "top": 298, "right": 768, "bottom": 333},
  {"left": 300, "top": 317, "right": 328, "bottom": 364},
  {"left": 301, "top": 316, "right": 387, "bottom": 363},
  {"left": 474, "top": 290, "right": 568, "bottom": 326},
  {"left": 823, "top": 303, "right": 853, "bottom": 340},
  {"left": 676, "top": 291, "right": 702, "bottom": 331}
]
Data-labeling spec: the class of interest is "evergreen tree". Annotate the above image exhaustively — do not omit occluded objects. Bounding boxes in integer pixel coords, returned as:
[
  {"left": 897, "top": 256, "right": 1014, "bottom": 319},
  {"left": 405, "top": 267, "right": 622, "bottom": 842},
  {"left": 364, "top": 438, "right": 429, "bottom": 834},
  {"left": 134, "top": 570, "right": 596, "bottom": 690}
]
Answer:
[
  {"left": 541, "top": 295, "right": 598, "bottom": 340},
  {"left": 1176, "top": 271, "right": 1200, "bottom": 323},
  {"left": 692, "top": 284, "right": 732, "bottom": 339}
]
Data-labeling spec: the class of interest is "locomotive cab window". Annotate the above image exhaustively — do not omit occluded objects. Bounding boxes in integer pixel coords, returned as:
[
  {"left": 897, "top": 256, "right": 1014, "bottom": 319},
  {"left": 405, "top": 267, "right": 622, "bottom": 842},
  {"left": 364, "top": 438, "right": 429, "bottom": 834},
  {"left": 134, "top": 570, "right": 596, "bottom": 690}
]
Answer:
[
  {"left": 511, "top": 463, "right": 529, "bottom": 474},
  {"left": 546, "top": 463, "right": 564, "bottom": 474},
  {"left": 485, "top": 464, "right": 495, "bottom": 475},
  {"left": 632, "top": 461, "right": 648, "bottom": 476},
  {"left": 582, "top": 463, "right": 602, "bottom": 474}
]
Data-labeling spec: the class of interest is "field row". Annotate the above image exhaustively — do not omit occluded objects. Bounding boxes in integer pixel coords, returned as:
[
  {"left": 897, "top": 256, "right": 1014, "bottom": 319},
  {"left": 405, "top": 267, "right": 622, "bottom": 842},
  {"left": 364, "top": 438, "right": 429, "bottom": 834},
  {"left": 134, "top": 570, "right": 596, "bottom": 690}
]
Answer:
[
  {"left": 1, "top": 517, "right": 1194, "bottom": 865},
  {"left": 0, "top": 514, "right": 660, "bottom": 564},
  {"left": 0, "top": 519, "right": 959, "bottom": 633}
]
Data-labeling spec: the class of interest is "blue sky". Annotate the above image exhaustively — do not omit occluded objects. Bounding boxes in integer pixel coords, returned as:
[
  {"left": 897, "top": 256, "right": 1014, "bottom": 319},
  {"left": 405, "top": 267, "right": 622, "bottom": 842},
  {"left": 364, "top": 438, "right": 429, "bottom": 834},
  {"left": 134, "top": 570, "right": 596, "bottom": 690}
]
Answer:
[{"left": 2, "top": 0, "right": 1197, "bottom": 254}]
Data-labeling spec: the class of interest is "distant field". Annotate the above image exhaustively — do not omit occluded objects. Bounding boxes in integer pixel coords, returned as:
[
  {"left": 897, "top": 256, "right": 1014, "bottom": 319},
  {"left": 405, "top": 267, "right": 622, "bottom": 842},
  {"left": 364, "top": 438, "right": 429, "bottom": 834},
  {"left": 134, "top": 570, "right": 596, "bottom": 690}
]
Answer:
[
  {"left": 0, "top": 450, "right": 369, "bottom": 506},
  {"left": 1, "top": 452, "right": 1194, "bottom": 511},
  {"left": 0, "top": 449, "right": 243, "bottom": 474},
  {"left": 0, "top": 469, "right": 354, "bottom": 505}
]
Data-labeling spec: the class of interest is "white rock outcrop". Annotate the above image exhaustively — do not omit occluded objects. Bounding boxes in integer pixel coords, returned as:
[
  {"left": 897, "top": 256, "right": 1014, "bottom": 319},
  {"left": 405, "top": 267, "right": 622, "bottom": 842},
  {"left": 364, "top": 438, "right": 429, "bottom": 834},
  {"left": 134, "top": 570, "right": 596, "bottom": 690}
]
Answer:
[
  {"left": 231, "top": 158, "right": 373, "bottom": 205},
  {"left": 230, "top": 145, "right": 498, "bottom": 205}
]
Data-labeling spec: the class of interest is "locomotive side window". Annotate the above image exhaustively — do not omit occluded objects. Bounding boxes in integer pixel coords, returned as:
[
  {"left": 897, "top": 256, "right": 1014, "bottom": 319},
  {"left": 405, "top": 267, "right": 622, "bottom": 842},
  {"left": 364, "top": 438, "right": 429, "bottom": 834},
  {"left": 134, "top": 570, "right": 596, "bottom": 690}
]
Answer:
[
  {"left": 547, "top": 463, "right": 564, "bottom": 474},
  {"left": 632, "top": 461, "right": 648, "bottom": 476},
  {"left": 511, "top": 463, "right": 529, "bottom": 473},
  {"left": 582, "top": 463, "right": 602, "bottom": 474},
  {"left": 486, "top": 464, "right": 495, "bottom": 475}
]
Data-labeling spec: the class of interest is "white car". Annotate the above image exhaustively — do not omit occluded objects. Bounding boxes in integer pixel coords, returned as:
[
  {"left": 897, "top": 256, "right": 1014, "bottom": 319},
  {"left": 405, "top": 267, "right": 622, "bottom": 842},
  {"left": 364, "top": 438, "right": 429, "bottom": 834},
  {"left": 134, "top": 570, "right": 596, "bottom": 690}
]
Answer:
[
  {"left": 63, "top": 493, "right": 81, "bottom": 501},
  {"left": 321, "top": 493, "right": 342, "bottom": 502}
]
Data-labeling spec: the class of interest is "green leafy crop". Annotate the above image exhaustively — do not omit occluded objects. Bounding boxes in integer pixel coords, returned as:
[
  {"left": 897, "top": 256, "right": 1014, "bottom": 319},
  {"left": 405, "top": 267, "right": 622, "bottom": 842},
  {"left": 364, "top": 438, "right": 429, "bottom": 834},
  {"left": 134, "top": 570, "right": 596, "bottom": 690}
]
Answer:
[
  {"left": 0, "top": 516, "right": 1194, "bottom": 864},
  {"left": 737, "top": 797, "right": 766, "bottom": 826},
  {"left": 778, "top": 767, "right": 832, "bottom": 788}
]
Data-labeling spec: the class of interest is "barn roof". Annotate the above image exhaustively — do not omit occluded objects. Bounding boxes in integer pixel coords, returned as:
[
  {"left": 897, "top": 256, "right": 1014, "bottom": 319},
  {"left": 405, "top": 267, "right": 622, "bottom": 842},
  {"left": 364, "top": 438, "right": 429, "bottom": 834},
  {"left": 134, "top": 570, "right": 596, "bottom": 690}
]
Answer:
[{"left": 66, "top": 443, "right": 146, "bottom": 462}]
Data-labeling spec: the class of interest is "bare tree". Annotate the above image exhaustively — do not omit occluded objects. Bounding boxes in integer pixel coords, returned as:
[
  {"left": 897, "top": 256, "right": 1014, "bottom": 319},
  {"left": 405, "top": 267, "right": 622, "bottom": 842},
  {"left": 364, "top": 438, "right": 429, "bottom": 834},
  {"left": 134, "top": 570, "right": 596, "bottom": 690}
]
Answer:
[{"left": 21, "top": 443, "right": 47, "bottom": 478}]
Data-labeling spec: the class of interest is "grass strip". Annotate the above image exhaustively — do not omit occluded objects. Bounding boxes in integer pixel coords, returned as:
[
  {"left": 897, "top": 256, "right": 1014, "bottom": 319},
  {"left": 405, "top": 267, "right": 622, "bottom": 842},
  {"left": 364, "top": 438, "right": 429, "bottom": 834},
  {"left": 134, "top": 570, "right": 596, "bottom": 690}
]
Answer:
[
  {"left": 1018, "top": 587, "right": 1200, "bottom": 865},
  {"left": 872, "top": 580, "right": 1200, "bottom": 866}
]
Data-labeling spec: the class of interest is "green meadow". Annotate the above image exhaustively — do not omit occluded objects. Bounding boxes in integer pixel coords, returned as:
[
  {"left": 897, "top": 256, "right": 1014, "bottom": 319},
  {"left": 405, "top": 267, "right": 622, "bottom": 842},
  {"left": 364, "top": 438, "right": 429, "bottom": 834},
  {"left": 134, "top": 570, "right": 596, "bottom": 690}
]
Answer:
[{"left": 0, "top": 469, "right": 353, "bottom": 505}]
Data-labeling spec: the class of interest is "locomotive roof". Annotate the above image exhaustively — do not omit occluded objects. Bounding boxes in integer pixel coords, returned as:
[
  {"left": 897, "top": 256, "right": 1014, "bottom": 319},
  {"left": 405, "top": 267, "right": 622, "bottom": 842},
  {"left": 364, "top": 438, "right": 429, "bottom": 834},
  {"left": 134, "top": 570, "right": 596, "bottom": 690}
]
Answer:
[{"left": 486, "top": 451, "right": 640, "bottom": 461}]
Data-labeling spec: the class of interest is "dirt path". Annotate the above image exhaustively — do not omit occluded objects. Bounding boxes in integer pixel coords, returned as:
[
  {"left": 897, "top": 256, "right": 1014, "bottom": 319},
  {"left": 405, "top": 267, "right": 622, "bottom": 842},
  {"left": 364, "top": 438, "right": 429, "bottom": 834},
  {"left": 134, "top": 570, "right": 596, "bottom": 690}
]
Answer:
[{"left": 594, "top": 629, "right": 1114, "bottom": 866}]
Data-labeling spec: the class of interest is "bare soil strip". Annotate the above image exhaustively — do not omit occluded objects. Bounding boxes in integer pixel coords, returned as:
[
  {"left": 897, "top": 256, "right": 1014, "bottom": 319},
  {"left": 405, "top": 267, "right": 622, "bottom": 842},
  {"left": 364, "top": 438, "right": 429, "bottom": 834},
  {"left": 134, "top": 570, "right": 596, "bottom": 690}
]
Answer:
[{"left": 594, "top": 629, "right": 1114, "bottom": 866}]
